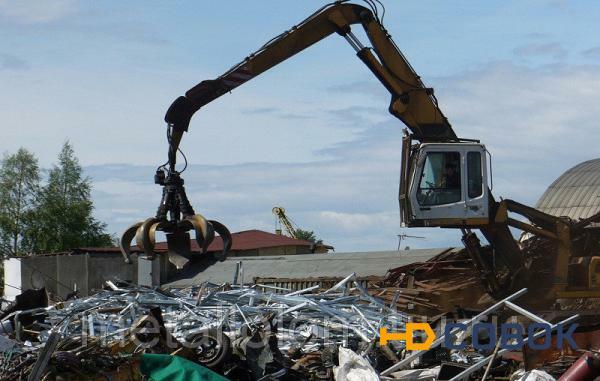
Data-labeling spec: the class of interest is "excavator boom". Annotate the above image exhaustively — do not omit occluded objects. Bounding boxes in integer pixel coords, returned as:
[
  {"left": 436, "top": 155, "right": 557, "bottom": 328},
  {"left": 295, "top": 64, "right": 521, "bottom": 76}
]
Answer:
[
  {"left": 123, "top": 1, "right": 457, "bottom": 267},
  {"left": 165, "top": 1, "right": 456, "bottom": 161}
]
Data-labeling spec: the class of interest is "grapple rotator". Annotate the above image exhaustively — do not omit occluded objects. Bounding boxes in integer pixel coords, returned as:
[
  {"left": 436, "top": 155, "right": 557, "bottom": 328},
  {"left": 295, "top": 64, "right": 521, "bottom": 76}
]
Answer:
[{"left": 120, "top": 101, "right": 231, "bottom": 268}]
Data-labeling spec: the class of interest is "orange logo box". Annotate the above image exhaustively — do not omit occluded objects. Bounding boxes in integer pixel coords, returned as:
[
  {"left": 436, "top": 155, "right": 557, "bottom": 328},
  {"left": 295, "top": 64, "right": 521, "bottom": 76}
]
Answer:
[{"left": 380, "top": 323, "right": 436, "bottom": 350}]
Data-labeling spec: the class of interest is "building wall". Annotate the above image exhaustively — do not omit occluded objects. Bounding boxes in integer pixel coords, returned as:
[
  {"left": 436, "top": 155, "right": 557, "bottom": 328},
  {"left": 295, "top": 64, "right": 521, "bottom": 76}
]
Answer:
[
  {"left": 88, "top": 253, "right": 138, "bottom": 290},
  {"left": 258, "top": 245, "right": 308, "bottom": 256},
  {"left": 164, "top": 249, "right": 449, "bottom": 288},
  {"left": 56, "top": 254, "right": 87, "bottom": 297},
  {"left": 138, "top": 255, "right": 169, "bottom": 287},
  {"left": 20, "top": 255, "right": 58, "bottom": 296},
  {"left": 3, "top": 253, "right": 140, "bottom": 300},
  {"left": 227, "top": 249, "right": 258, "bottom": 257}
]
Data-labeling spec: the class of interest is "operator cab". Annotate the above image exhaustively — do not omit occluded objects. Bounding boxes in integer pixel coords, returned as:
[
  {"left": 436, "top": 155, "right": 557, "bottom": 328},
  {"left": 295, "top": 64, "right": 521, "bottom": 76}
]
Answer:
[{"left": 400, "top": 142, "right": 490, "bottom": 227}]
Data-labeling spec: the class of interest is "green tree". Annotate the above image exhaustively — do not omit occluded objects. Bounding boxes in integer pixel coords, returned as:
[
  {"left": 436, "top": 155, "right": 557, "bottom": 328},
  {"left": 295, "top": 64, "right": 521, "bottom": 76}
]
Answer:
[
  {"left": 295, "top": 228, "right": 322, "bottom": 244},
  {"left": 0, "top": 148, "right": 40, "bottom": 256},
  {"left": 23, "top": 142, "right": 112, "bottom": 252}
]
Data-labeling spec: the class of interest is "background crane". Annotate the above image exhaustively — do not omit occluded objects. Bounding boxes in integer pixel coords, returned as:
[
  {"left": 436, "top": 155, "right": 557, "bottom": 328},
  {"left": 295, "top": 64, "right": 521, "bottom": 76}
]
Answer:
[{"left": 272, "top": 206, "right": 298, "bottom": 239}]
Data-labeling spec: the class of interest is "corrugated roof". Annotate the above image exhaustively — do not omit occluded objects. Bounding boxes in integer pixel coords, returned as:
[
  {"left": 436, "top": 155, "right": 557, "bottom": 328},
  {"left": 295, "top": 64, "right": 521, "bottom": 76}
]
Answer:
[
  {"left": 536, "top": 158, "right": 600, "bottom": 220},
  {"left": 164, "top": 248, "right": 453, "bottom": 287}
]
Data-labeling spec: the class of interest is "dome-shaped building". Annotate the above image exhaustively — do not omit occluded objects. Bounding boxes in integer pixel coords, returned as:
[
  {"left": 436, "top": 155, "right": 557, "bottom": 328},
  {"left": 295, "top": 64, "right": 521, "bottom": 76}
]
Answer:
[
  {"left": 530, "top": 159, "right": 600, "bottom": 302},
  {"left": 536, "top": 158, "right": 600, "bottom": 221}
]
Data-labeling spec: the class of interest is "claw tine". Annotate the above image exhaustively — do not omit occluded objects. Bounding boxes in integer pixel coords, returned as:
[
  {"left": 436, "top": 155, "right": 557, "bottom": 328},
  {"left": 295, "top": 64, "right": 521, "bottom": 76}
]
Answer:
[
  {"left": 208, "top": 220, "right": 232, "bottom": 261},
  {"left": 135, "top": 225, "right": 144, "bottom": 251},
  {"left": 184, "top": 214, "right": 215, "bottom": 254},
  {"left": 186, "top": 214, "right": 209, "bottom": 236},
  {"left": 120, "top": 222, "right": 143, "bottom": 263},
  {"left": 136, "top": 218, "right": 160, "bottom": 259},
  {"left": 178, "top": 219, "right": 202, "bottom": 248},
  {"left": 202, "top": 222, "right": 215, "bottom": 253},
  {"left": 147, "top": 220, "right": 163, "bottom": 248}
]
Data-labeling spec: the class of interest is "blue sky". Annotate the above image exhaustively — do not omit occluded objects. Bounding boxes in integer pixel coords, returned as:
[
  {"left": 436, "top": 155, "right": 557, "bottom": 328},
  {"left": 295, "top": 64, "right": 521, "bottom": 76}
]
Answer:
[{"left": 2, "top": 1, "right": 600, "bottom": 251}]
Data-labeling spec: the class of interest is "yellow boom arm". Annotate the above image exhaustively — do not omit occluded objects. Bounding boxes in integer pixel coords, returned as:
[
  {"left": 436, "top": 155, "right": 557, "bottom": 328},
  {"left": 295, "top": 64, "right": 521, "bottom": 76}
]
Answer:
[{"left": 164, "top": 1, "right": 457, "bottom": 164}]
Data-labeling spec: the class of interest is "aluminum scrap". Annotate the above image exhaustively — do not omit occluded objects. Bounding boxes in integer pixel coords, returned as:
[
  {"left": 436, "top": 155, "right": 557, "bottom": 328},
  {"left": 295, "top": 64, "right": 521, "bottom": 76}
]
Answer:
[
  {"left": 0, "top": 276, "right": 410, "bottom": 376},
  {"left": 168, "top": 279, "right": 409, "bottom": 351}
]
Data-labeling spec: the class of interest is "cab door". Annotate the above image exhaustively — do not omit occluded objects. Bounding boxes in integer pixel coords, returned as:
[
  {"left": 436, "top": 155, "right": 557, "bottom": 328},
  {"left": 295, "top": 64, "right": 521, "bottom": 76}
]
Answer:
[
  {"left": 464, "top": 150, "right": 488, "bottom": 220},
  {"left": 406, "top": 143, "right": 489, "bottom": 226}
]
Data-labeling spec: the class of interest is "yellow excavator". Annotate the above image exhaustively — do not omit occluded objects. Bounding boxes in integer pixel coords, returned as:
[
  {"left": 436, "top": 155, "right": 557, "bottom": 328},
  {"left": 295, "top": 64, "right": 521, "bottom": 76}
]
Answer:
[{"left": 119, "top": 1, "right": 600, "bottom": 303}]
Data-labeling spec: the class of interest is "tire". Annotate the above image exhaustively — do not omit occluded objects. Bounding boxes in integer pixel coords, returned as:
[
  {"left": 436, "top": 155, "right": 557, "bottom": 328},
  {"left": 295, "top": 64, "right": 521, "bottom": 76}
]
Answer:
[{"left": 188, "top": 329, "right": 231, "bottom": 369}]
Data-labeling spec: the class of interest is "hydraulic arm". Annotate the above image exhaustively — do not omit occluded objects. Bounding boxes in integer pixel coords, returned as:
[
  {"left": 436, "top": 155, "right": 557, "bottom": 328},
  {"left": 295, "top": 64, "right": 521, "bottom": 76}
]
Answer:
[
  {"left": 164, "top": 1, "right": 456, "bottom": 148},
  {"left": 120, "top": 1, "right": 456, "bottom": 266}
]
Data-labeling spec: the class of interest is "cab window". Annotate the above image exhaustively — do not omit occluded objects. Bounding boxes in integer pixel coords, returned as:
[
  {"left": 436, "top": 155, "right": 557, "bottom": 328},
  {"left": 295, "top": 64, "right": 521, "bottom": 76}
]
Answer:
[
  {"left": 417, "top": 152, "right": 461, "bottom": 206},
  {"left": 467, "top": 152, "right": 483, "bottom": 198}
]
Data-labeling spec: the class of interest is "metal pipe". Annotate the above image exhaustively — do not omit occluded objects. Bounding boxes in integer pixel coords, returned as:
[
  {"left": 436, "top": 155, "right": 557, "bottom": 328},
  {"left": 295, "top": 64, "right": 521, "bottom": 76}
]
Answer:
[
  {"left": 504, "top": 301, "right": 549, "bottom": 325},
  {"left": 481, "top": 337, "right": 502, "bottom": 380},
  {"left": 324, "top": 272, "right": 355, "bottom": 293},
  {"left": 558, "top": 352, "right": 600, "bottom": 381}
]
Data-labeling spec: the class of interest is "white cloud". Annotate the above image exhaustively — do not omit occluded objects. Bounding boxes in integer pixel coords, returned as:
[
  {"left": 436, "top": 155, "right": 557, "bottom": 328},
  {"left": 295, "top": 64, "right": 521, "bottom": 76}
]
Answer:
[
  {"left": 436, "top": 62, "right": 600, "bottom": 205},
  {"left": 0, "top": 0, "right": 76, "bottom": 24}
]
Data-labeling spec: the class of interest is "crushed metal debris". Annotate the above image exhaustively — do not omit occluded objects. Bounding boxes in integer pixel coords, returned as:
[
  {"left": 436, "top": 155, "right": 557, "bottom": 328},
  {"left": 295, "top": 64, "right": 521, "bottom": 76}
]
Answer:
[{"left": 1, "top": 273, "right": 597, "bottom": 380}]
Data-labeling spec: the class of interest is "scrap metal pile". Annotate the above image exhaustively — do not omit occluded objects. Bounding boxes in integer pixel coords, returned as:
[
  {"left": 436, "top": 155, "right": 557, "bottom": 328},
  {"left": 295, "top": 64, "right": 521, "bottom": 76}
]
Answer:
[
  {"left": 380, "top": 249, "right": 490, "bottom": 316},
  {"left": 2, "top": 276, "right": 598, "bottom": 380},
  {"left": 0, "top": 277, "right": 406, "bottom": 380}
]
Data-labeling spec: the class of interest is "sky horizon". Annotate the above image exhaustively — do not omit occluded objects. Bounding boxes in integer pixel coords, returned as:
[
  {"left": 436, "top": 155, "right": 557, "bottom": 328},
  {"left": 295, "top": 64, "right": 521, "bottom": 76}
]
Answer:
[{"left": 2, "top": 1, "right": 599, "bottom": 252}]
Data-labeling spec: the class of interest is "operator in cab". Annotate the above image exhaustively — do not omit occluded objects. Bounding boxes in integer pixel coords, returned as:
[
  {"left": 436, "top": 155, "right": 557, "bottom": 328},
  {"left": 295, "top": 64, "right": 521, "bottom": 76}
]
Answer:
[{"left": 442, "top": 162, "right": 460, "bottom": 189}]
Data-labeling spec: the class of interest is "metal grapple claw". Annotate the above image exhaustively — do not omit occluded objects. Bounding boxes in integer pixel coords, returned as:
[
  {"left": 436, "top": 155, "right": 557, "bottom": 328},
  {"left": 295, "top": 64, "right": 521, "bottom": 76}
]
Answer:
[
  {"left": 119, "top": 212, "right": 232, "bottom": 265},
  {"left": 119, "top": 115, "right": 232, "bottom": 265}
]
